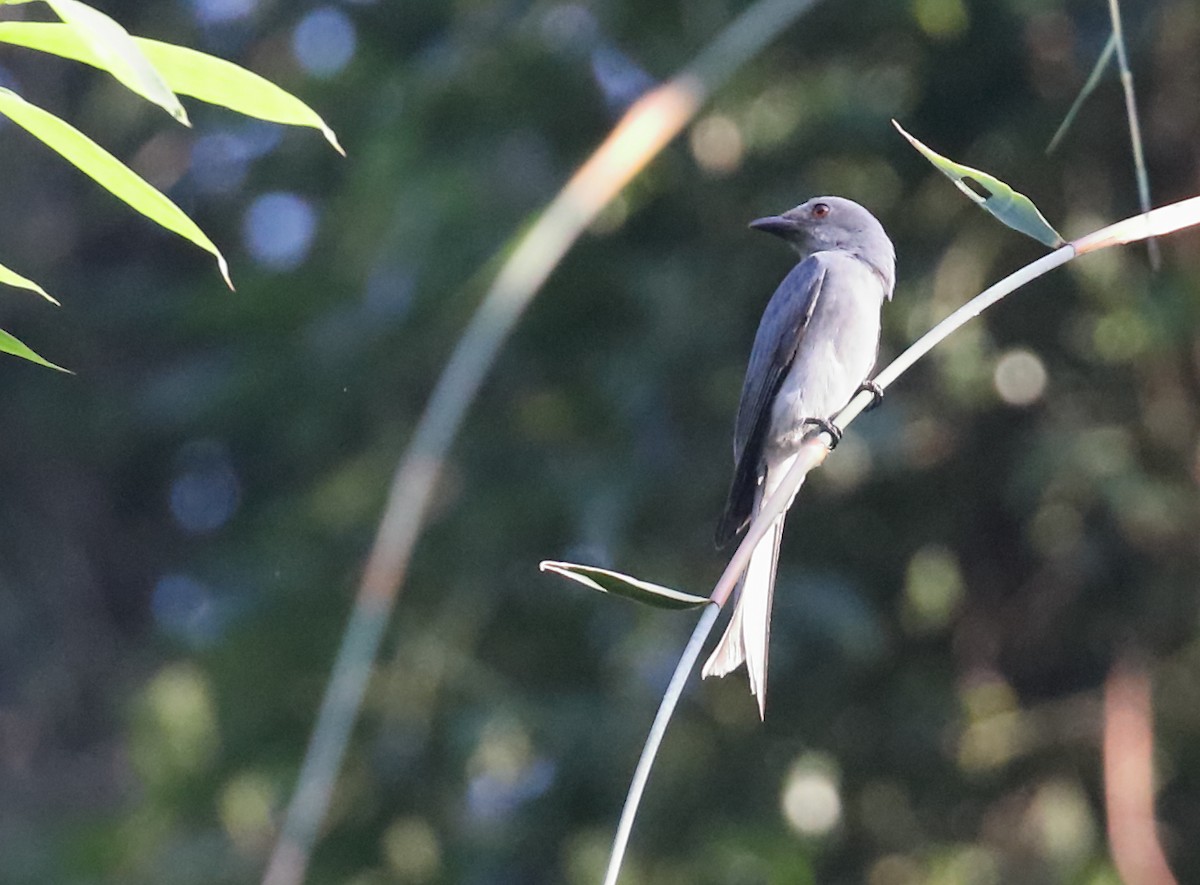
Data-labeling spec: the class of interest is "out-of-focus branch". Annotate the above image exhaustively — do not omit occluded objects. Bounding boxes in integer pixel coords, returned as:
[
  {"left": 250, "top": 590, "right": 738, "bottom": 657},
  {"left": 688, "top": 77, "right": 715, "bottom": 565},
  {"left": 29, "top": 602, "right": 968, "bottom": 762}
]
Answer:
[
  {"left": 1107, "top": 0, "right": 1159, "bottom": 269},
  {"left": 261, "top": 2, "right": 823, "bottom": 883},
  {"left": 1104, "top": 653, "right": 1176, "bottom": 885}
]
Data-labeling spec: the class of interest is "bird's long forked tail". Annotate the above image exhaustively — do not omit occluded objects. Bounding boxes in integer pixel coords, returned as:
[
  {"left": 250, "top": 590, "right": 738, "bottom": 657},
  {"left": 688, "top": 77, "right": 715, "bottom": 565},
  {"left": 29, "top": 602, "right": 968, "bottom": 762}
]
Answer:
[{"left": 701, "top": 514, "right": 784, "bottom": 719}]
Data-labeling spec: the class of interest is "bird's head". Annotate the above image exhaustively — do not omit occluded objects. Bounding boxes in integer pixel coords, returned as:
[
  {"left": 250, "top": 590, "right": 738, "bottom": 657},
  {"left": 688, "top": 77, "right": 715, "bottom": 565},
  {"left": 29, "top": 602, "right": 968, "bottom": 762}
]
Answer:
[{"left": 750, "top": 196, "right": 896, "bottom": 299}]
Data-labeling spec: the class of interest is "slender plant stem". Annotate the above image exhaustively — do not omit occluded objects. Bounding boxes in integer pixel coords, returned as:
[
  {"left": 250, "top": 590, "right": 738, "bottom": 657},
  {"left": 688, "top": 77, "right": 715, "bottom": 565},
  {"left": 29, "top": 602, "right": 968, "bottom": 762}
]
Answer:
[
  {"left": 602, "top": 604, "right": 720, "bottom": 885},
  {"left": 261, "top": 2, "right": 822, "bottom": 882},
  {"left": 603, "top": 193, "right": 1200, "bottom": 884},
  {"left": 1108, "top": 0, "right": 1159, "bottom": 269},
  {"left": 1046, "top": 32, "right": 1116, "bottom": 155}
]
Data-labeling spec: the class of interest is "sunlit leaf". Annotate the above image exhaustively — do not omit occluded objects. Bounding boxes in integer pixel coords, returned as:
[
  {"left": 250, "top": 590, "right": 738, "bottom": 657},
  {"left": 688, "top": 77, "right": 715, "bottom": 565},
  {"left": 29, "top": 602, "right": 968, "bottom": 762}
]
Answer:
[
  {"left": 43, "top": 0, "right": 189, "bottom": 125},
  {"left": 894, "top": 120, "right": 1065, "bottom": 248},
  {"left": 0, "top": 88, "right": 231, "bottom": 288},
  {"left": 0, "top": 22, "right": 343, "bottom": 153},
  {"left": 0, "top": 260, "right": 59, "bottom": 305},
  {"left": 0, "top": 327, "right": 69, "bottom": 371},
  {"left": 539, "top": 560, "right": 711, "bottom": 610},
  {"left": 1047, "top": 32, "right": 1116, "bottom": 155}
]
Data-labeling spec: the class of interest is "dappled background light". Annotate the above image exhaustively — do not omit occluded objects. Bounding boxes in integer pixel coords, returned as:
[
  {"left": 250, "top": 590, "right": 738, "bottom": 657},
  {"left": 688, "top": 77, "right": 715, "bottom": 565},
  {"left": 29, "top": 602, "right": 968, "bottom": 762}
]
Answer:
[
  {"left": 242, "top": 191, "right": 318, "bottom": 270},
  {"left": 188, "top": 0, "right": 257, "bottom": 26},
  {"left": 292, "top": 7, "right": 357, "bottom": 79}
]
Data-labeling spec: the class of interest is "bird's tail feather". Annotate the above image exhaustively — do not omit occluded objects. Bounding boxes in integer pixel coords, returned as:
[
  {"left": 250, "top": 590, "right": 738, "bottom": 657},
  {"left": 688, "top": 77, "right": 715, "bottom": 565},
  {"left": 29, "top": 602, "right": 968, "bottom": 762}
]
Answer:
[{"left": 701, "top": 514, "right": 784, "bottom": 719}]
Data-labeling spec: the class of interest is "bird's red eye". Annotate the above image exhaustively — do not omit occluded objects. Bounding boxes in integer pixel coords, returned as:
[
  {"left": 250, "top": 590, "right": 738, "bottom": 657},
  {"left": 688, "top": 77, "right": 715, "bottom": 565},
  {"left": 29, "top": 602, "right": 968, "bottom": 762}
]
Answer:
[{"left": 812, "top": 202, "right": 830, "bottom": 218}]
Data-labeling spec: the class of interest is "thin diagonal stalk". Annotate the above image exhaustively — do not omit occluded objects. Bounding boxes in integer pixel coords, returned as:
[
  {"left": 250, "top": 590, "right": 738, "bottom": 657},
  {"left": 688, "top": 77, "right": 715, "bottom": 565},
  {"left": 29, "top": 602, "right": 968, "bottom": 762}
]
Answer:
[
  {"left": 1108, "top": 0, "right": 1159, "bottom": 269},
  {"left": 602, "top": 603, "right": 720, "bottom": 885},
  {"left": 1046, "top": 32, "right": 1116, "bottom": 155},
  {"left": 603, "top": 193, "right": 1200, "bottom": 884},
  {"left": 260, "top": 2, "right": 821, "bottom": 883}
]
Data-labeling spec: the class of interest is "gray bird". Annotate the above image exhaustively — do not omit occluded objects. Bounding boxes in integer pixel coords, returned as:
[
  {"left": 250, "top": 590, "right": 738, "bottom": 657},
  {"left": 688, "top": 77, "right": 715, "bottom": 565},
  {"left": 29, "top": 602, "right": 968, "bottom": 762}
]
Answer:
[{"left": 702, "top": 196, "right": 896, "bottom": 718}]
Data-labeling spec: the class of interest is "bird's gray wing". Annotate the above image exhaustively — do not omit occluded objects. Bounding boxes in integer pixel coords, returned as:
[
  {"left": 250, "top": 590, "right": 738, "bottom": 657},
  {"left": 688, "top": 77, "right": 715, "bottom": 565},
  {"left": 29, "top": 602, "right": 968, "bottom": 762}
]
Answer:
[{"left": 715, "top": 254, "right": 827, "bottom": 547}]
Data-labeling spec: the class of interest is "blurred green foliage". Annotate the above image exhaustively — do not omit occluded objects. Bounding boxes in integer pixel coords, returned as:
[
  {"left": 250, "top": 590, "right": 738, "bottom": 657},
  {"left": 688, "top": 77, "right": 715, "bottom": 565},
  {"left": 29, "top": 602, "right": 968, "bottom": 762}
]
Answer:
[{"left": 2, "top": 0, "right": 1200, "bottom": 883}]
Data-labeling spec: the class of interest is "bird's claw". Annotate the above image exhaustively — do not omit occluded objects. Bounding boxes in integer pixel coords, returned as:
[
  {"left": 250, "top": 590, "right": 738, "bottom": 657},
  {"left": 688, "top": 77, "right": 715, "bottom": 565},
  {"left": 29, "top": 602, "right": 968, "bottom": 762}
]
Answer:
[
  {"left": 856, "top": 380, "right": 884, "bottom": 411},
  {"left": 802, "top": 417, "right": 843, "bottom": 449}
]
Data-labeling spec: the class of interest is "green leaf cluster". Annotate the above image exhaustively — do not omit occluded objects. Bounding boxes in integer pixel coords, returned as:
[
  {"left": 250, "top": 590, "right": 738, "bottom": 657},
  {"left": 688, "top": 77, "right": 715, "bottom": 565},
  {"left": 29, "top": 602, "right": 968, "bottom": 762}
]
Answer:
[{"left": 0, "top": 1, "right": 341, "bottom": 370}]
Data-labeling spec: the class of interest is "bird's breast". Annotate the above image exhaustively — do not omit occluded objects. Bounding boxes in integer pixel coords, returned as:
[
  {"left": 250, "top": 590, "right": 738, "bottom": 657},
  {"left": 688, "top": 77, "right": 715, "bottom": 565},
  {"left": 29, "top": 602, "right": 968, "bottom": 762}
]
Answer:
[{"left": 766, "top": 256, "right": 884, "bottom": 456}]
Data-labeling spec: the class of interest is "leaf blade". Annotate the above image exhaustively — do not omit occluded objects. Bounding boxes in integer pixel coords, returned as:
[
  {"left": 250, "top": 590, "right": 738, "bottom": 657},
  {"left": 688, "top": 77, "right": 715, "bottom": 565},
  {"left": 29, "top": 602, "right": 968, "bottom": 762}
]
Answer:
[
  {"left": 43, "top": 0, "right": 189, "bottom": 125},
  {"left": 894, "top": 120, "right": 1065, "bottom": 248},
  {"left": 0, "top": 88, "right": 231, "bottom": 287},
  {"left": 0, "top": 22, "right": 343, "bottom": 153},
  {"left": 0, "top": 327, "right": 70, "bottom": 371},
  {"left": 0, "top": 260, "right": 59, "bottom": 305},
  {"left": 539, "top": 561, "right": 711, "bottom": 610}
]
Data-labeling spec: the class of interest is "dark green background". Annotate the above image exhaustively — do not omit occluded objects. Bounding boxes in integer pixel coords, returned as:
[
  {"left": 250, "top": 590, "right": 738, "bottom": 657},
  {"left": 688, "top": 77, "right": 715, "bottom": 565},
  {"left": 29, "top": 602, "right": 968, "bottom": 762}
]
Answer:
[{"left": 2, "top": 0, "right": 1199, "bottom": 882}]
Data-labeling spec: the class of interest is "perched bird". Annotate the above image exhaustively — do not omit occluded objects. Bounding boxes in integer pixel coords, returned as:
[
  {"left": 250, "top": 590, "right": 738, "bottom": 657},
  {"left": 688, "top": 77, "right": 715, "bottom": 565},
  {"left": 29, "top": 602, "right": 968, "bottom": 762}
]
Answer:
[{"left": 702, "top": 196, "right": 896, "bottom": 718}]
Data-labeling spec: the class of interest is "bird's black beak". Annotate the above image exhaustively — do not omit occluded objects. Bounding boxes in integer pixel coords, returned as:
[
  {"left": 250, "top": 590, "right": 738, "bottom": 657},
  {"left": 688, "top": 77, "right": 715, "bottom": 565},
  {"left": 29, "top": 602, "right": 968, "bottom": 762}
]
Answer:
[{"left": 748, "top": 215, "right": 799, "bottom": 239}]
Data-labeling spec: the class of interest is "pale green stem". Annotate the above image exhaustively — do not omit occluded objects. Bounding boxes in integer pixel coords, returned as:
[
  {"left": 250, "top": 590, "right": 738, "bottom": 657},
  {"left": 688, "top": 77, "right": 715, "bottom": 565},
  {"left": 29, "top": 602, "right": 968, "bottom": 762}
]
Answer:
[{"left": 1108, "top": 0, "right": 1159, "bottom": 269}]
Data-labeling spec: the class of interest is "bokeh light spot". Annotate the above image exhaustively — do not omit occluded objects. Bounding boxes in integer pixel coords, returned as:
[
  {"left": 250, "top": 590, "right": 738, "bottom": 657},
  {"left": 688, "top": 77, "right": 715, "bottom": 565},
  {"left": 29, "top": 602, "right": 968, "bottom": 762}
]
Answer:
[
  {"left": 243, "top": 192, "right": 318, "bottom": 271},
  {"left": 219, "top": 771, "right": 277, "bottom": 854},
  {"left": 293, "top": 7, "right": 357, "bottom": 78},
  {"left": 152, "top": 573, "right": 221, "bottom": 645},
  {"left": 382, "top": 817, "right": 442, "bottom": 881},
  {"left": 690, "top": 114, "right": 744, "bottom": 176},
  {"left": 169, "top": 439, "right": 241, "bottom": 534},
  {"left": 901, "top": 545, "right": 964, "bottom": 634},
  {"left": 189, "top": 0, "right": 257, "bottom": 25},
  {"left": 464, "top": 716, "right": 556, "bottom": 827},
  {"left": 868, "top": 854, "right": 923, "bottom": 885},
  {"left": 1025, "top": 779, "right": 1097, "bottom": 867},
  {"left": 781, "top": 754, "right": 842, "bottom": 837},
  {"left": 1093, "top": 309, "right": 1149, "bottom": 362},
  {"left": 958, "top": 676, "right": 1027, "bottom": 772},
  {"left": 132, "top": 664, "right": 219, "bottom": 786},
  {"left": 994, "top": 348, "right": 1047, "bottom": 406},
  {"left": 191, "top": 131, "right": 253, "bottom": 195},
  {"left": 912, "top": 0, "right": 969, "bottom": 39}
]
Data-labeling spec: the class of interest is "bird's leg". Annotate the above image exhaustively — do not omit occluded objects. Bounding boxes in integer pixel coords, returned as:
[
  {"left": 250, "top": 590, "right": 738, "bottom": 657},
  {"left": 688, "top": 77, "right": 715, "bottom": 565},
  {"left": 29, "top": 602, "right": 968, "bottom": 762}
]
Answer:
[
  {"left": 855, "top": 380, "right": 884, "bottom": 411},
  {"left": 802, "top": 417, "right": 842, "bottom": 448}
]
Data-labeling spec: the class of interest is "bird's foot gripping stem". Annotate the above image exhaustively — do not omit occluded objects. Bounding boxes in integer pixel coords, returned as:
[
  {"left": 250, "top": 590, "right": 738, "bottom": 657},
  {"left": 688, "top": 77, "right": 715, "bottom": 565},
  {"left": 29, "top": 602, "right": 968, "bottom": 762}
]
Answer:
[
  {"left": 856, "top": 380, "right": 884, "bottom": 411},
  {"left": 802, "top": 417, "right": 843, "bottom": 449}
]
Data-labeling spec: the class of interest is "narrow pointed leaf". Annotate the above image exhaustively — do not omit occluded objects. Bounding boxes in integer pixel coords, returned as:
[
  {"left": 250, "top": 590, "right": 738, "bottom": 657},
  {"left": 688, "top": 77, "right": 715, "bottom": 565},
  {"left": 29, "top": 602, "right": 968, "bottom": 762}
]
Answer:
[
  {"left": 1047, "top": 32, "right": 1116, "bottom": 155},
  {"left": 0, "top": 88, "right": 232, "bottom": 287},
  {"left": 0, "top": 327, "right": 69, "bottom": 371},
  {"left": 0, "top": 22, "right": 343, "bottom": 153},
  {"left": 0, "top": 260, "right": 59, "bottom": 305},
  {"left": 539, "top": 561, "right": 711, "bottom": 610},
  {"left": 894, "top": 120, "right": 1065, "bottom": 248},
  {"left": 43, "top": 0, "right": 189, "bottom": 125}
]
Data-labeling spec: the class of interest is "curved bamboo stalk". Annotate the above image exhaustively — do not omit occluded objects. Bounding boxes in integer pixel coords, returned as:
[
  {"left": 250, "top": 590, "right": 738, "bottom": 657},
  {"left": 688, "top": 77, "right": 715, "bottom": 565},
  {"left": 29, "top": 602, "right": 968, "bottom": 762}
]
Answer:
[{"left": 261, "top": 2, "right": 824, "bottom": 882}]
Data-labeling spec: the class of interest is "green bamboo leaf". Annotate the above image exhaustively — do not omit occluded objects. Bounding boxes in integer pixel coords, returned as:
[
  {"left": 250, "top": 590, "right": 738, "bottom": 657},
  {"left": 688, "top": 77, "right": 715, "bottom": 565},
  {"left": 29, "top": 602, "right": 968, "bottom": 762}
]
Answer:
[
  {"left": 0, "top": 22, "right": 343, "bottom": 153},
  {"left": 539, "top": 560, "right": 711, "bottom": 610},
  {"left": 43, "top": 0, "right": 189, "bottom": 125},
  {"left": 893, "top": 120, "right": 1065, "bottom": 248},
  {"left": 0, "top": 327, "right": 70, "bottom": 371},
  {"left": 1047, "top": 32, "right": 1116, "bottom": 155},
  {"left": 0, "top": 260, "right": 60, "bottom": 305},
  {"left": 0, "top": 88, "right": 232, "bottom": 288}
]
